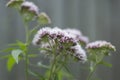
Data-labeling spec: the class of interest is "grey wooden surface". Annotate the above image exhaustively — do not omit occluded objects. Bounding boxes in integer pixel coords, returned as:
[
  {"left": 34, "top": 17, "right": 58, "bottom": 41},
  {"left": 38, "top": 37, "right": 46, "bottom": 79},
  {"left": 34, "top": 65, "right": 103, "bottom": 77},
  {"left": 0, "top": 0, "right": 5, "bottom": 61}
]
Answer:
[{"left": 0, "top": 0, "right": 119, "bottom": 80}]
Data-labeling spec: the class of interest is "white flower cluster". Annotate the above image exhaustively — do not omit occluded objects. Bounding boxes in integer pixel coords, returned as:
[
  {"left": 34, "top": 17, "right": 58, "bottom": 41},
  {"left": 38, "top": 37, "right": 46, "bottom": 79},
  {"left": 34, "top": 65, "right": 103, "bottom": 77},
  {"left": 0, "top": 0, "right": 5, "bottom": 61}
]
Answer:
[
  {"left": 21, "top": 1, "right": 39, "bottom": 15},
  {"left": 71, "top": 44, "right": 87, "bottom": 62},
  {"left": 86, "top": 40, "right": 116, "bottom": 51},
  {"left": 64, "top": 29, "right": 89, "bottom": 45},
  {"left": 32, "top": 27, "right": 88, "bottom": 62}
]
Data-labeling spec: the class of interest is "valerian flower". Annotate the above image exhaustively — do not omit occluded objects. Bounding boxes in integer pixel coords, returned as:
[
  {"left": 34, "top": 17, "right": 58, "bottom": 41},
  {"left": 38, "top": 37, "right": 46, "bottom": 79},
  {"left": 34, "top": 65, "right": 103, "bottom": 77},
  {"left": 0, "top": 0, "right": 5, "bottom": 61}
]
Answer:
[
  {"left": 21, "top": 1, "right": 39, "bottom": 15},
  {"left": 32, "top": 27, "right": 52, "bottom": 45},
  {"left": 86, "top": 40, "right": 116, "bottom": 55},
  {"left": 86, "top": 41, "right": 116, "bottom": 51},
  {"left": 32, "top": 27, "right": 87, "bottom": 62},
  {"left": 71, "top": 44, "right": 87, "bottom": 62},
  {"left": 20, "top": 1, "right": 39, "bottom": 21},
  {"left": 64, "top": 29, "right": 89, "bottom": 45}
]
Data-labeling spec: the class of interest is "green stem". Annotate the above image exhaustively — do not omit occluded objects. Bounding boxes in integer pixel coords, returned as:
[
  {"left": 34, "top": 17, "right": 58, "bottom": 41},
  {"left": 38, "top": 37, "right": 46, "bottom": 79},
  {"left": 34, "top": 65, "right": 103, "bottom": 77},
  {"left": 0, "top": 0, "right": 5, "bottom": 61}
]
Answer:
[
  {"left": 48, "top": 54, "right": 57, "bottom": 80},
  {"left": 24, "top": 22, "right": 30, "bottom": 80},
  {"left": 87, "top": 63, "right": 97, "bottom": 80},
  {"left": 56, "top": 54, "right": 68, "bottom": 72},
  {"left": 25, "top": 49, "right": 28, "bottom": 80}
]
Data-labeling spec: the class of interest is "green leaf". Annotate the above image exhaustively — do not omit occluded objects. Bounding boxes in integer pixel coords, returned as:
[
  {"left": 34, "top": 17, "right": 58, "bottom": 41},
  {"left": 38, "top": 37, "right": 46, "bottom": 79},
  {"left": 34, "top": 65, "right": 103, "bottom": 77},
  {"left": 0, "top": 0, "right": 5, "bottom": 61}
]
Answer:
[
  {"left": 11, "top": 49, "right": 22, "bottom": 64},
  {"left": 37, "top": 62, "right": 49, "bottom": 69},
  {"left": 16, "top": 41, "right": 26, "bottom": 50},
  {"left": 7, "top": 56, "right": 16, "bottom": 71},
  {"left": 8, "top": 41, "right": 26, "bottom": 51},
  {"left": 28, "top": 54, "right": 38, "bottom": 58},
  {"left": 28, "top": 69, "right": 45, "bottom": 80},
  {"left": 39, "top": 48, "right": 52, "bottom": 52},
  {"left": 0, "top": 54, "right": 10, "bottom": 60},
  {"left": 1, "top": 47, "right": 15, "bottom": 53},
  {"left": 99, "top": 61, "right": 112, "bottom": 67}
]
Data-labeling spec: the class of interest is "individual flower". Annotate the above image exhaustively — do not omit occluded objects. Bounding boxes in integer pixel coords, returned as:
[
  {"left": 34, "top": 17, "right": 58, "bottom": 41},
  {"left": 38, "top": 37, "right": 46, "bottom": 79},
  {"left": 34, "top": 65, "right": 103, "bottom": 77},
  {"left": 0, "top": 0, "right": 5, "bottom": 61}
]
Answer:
[
  {"left": 21, "top": 1, "right": 39, "bottom": 15},
  {"left": 64, "top": 28, "right": 89, "bottom": 45},
  {"left": 71, "top": 44, "right": 87, "bottom": 62},
  {"left": 86, "top": 40, "right": 116, "bottom": 52}
]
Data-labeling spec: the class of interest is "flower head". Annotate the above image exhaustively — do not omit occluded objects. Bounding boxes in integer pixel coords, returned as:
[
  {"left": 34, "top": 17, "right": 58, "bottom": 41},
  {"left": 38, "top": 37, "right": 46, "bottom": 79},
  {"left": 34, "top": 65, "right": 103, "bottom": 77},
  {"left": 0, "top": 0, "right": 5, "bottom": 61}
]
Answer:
[
  {"left": 32, "top": 27, "right": 52, "bottom": 45},
  {"left": 64, "top": 28, "right": 89, "bottom": 45},
  {"left": 86, "top": 40, "right": 116, "bottom": 52},
  {"left": 32, "top": 27, "right": 87, "bottom": 63},
  {"left": 71, "top": 44, "right": 87, "bottom": 62},
  {"left": 50, "top": 27, "right": 64, "bottom": 39},
  {"left": 21, "top": 1, "right": 39, "bottom": 15}
]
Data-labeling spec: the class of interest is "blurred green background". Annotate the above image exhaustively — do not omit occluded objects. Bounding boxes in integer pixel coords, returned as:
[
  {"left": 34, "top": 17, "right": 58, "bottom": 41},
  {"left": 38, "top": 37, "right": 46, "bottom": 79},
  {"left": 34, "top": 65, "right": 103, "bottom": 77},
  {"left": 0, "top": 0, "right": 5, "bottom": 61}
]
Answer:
[{"left": 0, "top": 0, "right": 119, "bottom": 80}]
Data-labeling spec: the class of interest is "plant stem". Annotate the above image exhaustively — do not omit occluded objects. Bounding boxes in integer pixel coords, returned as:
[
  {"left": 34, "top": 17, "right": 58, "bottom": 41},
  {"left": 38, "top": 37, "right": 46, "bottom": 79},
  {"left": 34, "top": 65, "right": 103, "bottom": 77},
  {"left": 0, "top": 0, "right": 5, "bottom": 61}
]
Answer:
[
  {"left": 87, "top": 63, "right": 97, "bottom": 80},
  {"left": 25, "top": 49, "right": 28, "bottom": 80},
  {"left": 24, "top": 22, "right": 29, "bottom": 80},
  {"left": 48, "top": 54, "right": 57, "bottom": 80},
  {"left": 56, "top": 54, "right": 67, "bottom": 72}
]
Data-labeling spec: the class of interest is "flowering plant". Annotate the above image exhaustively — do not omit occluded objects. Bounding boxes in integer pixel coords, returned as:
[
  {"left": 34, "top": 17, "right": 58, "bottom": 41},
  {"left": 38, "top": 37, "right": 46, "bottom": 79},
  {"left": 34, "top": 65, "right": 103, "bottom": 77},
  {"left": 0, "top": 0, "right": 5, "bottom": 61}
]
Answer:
[{"left": 2, "top": 0, "right": 116, "bottom": 80}]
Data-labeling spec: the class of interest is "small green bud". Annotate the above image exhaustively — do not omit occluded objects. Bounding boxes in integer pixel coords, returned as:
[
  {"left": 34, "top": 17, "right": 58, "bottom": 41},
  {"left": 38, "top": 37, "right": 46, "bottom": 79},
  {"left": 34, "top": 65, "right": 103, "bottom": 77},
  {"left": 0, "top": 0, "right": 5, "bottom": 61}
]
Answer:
[
  {"left": 37, "top": 12, "right": 51, "bottom": 25},
  {"left": 6, "top": 0, "right": 24, "bottom": 9}
]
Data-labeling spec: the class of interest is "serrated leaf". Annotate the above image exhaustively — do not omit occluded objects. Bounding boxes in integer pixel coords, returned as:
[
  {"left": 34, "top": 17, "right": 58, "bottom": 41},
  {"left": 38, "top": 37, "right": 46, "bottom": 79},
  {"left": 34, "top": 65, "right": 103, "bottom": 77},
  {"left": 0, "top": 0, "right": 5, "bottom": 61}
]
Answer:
[
  {"left": 11, "top": 49, "right": 22, "bottom": 64},
  {"left": 7, "top": 56, "right": 16, "bottom": 71}
]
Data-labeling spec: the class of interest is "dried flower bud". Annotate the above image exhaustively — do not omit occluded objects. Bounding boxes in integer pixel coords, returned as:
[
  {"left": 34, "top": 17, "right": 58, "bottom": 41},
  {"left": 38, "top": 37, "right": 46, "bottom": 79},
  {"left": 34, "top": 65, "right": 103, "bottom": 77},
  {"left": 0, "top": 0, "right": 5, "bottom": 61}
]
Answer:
[
  {"left": 86, "top": 40, "right": 116, "bottom": 52},
  {"left": 38, "top": 12, "right": 51, "bottom": 25}
]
